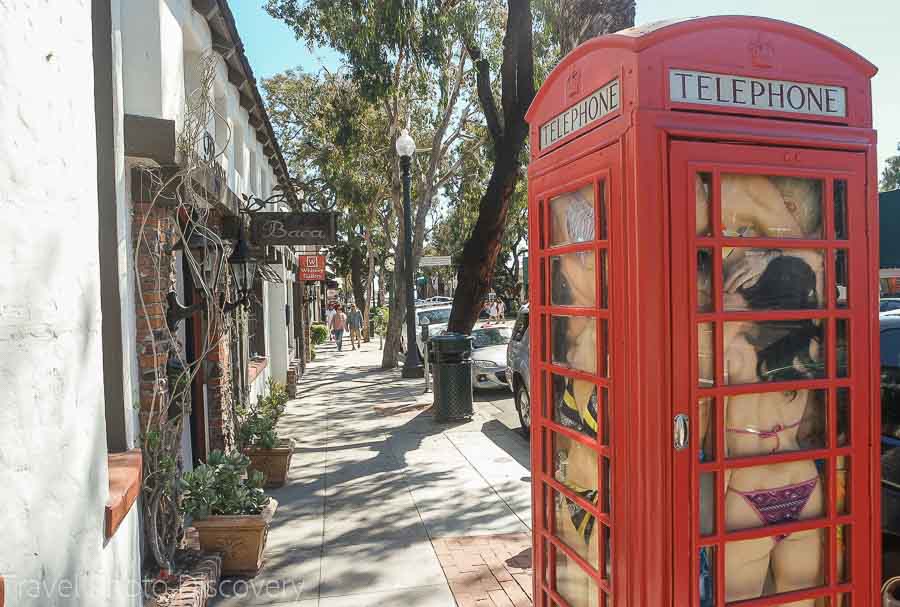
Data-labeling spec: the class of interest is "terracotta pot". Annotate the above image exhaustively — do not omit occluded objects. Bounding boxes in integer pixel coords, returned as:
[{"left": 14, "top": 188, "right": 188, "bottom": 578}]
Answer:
[
  {"left": 192, "top": 498, "right": 278, "bottom": 576},
  {"left": 245, "top": 438, "right": 295, "bottom": 488}
]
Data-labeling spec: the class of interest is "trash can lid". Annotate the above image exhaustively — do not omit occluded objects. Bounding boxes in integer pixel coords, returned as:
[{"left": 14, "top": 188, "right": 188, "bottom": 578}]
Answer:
[{"left": 429, "top": 333, "right": 474, "bottom": 351}]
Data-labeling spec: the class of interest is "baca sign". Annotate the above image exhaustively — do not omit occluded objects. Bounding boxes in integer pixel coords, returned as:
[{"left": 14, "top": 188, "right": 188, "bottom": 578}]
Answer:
[{"left": 250, "top": 212, "right": 337, "bottom": 246}]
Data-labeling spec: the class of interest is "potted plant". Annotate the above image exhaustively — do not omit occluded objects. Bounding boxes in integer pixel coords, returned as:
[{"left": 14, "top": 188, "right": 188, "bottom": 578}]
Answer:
[
  {"left": 238, "top": 380, "right": 294, "bottom": 488},
  {"left": 181, "top": 450, "right": 278, "bottom": 576}
]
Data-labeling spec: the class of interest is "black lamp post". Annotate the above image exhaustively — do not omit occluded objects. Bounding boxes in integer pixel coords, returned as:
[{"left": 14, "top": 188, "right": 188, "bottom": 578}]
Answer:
[{"left": 396, "top": 129, "right": 424, "bottom": 379}]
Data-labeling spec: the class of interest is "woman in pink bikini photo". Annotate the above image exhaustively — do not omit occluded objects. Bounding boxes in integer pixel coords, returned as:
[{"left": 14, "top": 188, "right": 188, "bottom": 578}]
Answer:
[{"left": 697, "top": 174, "right": 834, "bottom": 606}]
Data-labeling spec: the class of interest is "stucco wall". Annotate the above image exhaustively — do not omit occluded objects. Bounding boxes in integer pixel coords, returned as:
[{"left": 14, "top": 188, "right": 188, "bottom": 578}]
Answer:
[
  {"left": 267, "top": 266, "right": 290, "bottom": 384},
  {"left": 0, "top": 2, "right": 142, "bottom": 606}
]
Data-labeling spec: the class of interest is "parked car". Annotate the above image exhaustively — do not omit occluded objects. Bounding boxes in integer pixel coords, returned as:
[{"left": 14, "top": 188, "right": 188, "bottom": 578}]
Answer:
[
  {"left": 883, "top": 298, "right": 900, "bottom": 313},
  {"left": 506, "top": 305, "right": 530, "bottom": 438},
  {"left": 881, "top": 315, "right": 900, "bottom": 579},
  {"left": 425, "top": 296, "right": 453, "bottom": 304},
  {"left": 470, "top": 321, "right": 515, "bottom": 391},
  {"left": 402, "top": 304, "right": 452, "bottom": 358}
]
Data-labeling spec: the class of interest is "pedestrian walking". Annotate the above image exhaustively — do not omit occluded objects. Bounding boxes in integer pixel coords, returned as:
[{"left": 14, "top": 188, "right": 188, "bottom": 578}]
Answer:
[
  {"left": 326, "top": 303, "right": 336, "bottom": 341},
  {"left": 331, "top": 305, "right": 347, "bottom": 351},
  {"left": 347, "top": 303, "right": 363, "bottom": 350},
  {"left": 496, "top": 298, "right": 506, "bottom": 321},
  {"left": 487, "top": 300, "right": 499, "bottom": 321}
]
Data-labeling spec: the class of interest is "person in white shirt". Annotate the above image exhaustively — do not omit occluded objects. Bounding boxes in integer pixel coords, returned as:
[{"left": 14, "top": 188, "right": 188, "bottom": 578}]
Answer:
[{"left": 325, "top": 303, "right": 336, "bottom": 341}]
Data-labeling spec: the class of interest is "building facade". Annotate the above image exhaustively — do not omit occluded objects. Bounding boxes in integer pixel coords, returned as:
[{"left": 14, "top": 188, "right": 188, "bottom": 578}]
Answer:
[{"left": 0, "top": 1, "right": 310, "bottom": 605}]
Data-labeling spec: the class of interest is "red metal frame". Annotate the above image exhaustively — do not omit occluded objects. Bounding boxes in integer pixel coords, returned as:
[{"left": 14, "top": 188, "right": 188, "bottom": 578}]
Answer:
[{"left": 527, "top": 16, "right": 878, "bottom": 607}]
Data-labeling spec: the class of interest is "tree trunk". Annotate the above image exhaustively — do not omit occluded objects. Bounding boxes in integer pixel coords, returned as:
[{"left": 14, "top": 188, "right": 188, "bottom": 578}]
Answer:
[
  {"left": 364, "top": 228, "right": 375, "bottom": 341},
  {"left": 381, "top": 260, "right": 406, "bottom": 368},
  {"left": 349, "top": 242, "right": 368, "bottom": 318},
  {"left": 448, "top": 0, "right": 535, "bottom": 334}
]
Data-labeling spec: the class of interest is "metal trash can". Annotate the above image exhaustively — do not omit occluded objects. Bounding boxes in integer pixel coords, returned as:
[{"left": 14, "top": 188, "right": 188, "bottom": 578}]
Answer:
[{"left": 430, "top": 333, "right": 474, "bottom": 422}]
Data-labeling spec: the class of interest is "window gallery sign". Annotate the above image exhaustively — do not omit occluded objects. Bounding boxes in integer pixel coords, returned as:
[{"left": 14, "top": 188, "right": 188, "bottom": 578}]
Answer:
[
  {"left": 668, "top": 69, "right": 847, "bottom": 118},
  {"left": 540, "top": 78, "right": 620, "bottom": 149},
  {"left": 298, "top": 255, "right": 326, "bottom": 281},
  {"left": 250, "top": 212, "right": 337, "bottom": 246}
]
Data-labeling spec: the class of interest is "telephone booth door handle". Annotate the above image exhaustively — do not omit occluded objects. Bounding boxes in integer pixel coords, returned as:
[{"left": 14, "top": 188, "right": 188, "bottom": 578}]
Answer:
[{"left": 674, "top": 414, "right": 690, "bottom": 451}]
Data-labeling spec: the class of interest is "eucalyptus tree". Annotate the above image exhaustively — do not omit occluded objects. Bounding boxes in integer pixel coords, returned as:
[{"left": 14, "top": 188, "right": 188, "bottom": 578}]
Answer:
[
  {"left": 265, "top": 69, "right": 391, "bottom": 338},
  {"left": 436, "top": 0, "right": 535, "bottom": 333},
  {"left": 266, "top": 0, "right": 479, "bottom": 368},
  {"left": 535, "top": 0, "right": 636, "bottom": 56},
  {"left": 443, "top": 0, "right": 635, "bottom": 332}
]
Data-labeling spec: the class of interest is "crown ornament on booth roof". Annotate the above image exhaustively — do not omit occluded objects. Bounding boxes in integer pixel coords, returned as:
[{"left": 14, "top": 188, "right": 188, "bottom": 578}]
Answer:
[
  {"left": 567, "top": 67, "right": 582, "bottom": 98},
  {"left": 749, "top": 36, "right": 775, "bottom": 68}
]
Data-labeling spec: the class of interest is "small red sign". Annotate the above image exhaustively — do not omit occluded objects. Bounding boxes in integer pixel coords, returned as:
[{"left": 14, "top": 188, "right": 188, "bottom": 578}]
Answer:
[{"left": 298, "top": 255, "right": 326, "bottom": 281}]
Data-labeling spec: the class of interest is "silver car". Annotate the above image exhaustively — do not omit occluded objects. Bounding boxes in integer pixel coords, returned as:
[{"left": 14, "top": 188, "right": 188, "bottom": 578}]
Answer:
[
  {"left": 470, "top": 322, "right": 515, "bottom": 390},
  {"left": 505, "top": 305, "right": 530, "bottom": 438}
]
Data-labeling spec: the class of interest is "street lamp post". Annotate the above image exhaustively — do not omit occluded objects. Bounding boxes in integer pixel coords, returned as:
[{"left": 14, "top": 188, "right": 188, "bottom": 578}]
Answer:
[{"left": 397, "top": 129, "right": 424, "bottom": 379}]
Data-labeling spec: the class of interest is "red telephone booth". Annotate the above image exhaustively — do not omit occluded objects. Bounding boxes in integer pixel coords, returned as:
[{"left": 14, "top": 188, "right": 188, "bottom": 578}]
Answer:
[{"left": 526, "top": 16, "right": 879, "bottom": 607}]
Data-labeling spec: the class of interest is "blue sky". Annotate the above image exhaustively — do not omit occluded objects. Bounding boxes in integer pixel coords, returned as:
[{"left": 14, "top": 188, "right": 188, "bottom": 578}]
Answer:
[{"left": 231, "top": 0, "right": 899, "bottom": 171}]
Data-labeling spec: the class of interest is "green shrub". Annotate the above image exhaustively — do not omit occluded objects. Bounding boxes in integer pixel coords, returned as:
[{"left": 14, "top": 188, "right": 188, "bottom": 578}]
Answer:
[
  {"left": 236, "top": 379, "right": 289, "bottom": 450},
  {"left": 181, "top": 450, "right": 269, "bottom": 518},
  {"left": 372, "top": 307, "right": 389, "bottom": 336},
  {"left": 311, "top": 323, "right": 328, "bottom": 345}
]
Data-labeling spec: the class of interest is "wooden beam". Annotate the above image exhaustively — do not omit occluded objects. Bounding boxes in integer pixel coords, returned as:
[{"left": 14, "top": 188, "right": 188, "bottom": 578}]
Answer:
[
  {"left": 124, "top": 114, "right": 176, "bottom": 164},
  {"left": 227, "top": 63, "right": 246, "bottom": 88},
  {"left": 191, "top": 0, "right": 219, "bottom": 19},
  {"left": 210, "top": 29, "right": 235, "bottom": 59}
]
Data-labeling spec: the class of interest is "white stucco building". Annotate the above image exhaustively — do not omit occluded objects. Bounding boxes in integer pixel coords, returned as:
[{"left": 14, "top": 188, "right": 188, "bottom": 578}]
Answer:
[{"left": 0, "top": 1, "right": 308, "bottom": 605}]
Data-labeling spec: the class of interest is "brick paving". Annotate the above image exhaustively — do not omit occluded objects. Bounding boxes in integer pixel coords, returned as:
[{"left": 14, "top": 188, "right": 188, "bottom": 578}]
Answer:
[{"left": 433, "top": 534, "right": 534, "bottom": 607}]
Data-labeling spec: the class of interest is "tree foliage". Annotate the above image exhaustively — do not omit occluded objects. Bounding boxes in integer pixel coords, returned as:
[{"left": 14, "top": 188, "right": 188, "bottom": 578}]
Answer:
[
  {"left": 535, "top": 0, "right": 636, "bottom": 56},
  {"left": 883, "top": 144, "right": 900, "bottom": 192}
]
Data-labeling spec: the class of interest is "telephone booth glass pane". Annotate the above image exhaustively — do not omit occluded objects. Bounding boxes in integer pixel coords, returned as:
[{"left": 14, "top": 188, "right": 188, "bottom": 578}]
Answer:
[
  {"left": 552, "top": 375, "right": 599, "bottom": 439},
  {"left": 553, "top": 487, "right": 599, "bottom": 568},
  {"left": 550, "top": 185, "right": 596, "bottom": 247},
  {"left": 551, "top": 253, "right": 597, "bottom": 307},
  {"left": 722, "top": 249, "right": 825, "bottom": 310},
  {"left": 723, "top": 389, "right": 827, "bottom": 458},
  {"left": 552, "top": 316, "right": 598, "bottom": 374},
  {"left": 720, "top": 175, "right": 824, "bottom": 239},
  {"left": 722, "top": 320, "right": 826, "bottom": 385},
  {"left": 556, "top": 549, "right": 599, "bottom": 607}
]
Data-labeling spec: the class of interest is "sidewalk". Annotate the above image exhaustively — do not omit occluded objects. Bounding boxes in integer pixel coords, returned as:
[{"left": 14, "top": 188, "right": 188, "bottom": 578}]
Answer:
[{"left": 213, "top": 338, "right": 533, "bottom": 607}]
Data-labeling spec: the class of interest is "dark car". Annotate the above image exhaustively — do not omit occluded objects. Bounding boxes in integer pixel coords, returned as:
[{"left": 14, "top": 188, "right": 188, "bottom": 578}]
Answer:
[{"left": 882, "top": 315, "right": 900, "bottom": 579}]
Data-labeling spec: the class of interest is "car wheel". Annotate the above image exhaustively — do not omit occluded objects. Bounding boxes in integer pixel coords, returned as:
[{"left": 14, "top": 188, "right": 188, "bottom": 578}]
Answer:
[{"left": 514, "top": 380, "right": 531, "bottom": 440}]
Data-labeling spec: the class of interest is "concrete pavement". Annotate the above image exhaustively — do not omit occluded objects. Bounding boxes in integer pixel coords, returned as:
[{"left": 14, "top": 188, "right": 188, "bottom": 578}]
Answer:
[{"left": 212, "top": 337, "right": 533, "bottom": 606}]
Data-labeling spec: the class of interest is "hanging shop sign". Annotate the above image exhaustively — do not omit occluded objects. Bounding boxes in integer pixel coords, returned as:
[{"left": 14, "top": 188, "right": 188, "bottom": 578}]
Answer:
[
  {"left": 298, "top": 255, "right": 327, "bottom": 281},
  {"left": 668, "top": 69, "right": 847, "bottom": 118},
  {"left": 250, "top": 212, "right": 338, "bottom": 246},
  {"left": 540, "top": 78, "right": 620, "bottom": 149},
  {"left": 420, "top": 255, "right": 452, "bottom": 267}
]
